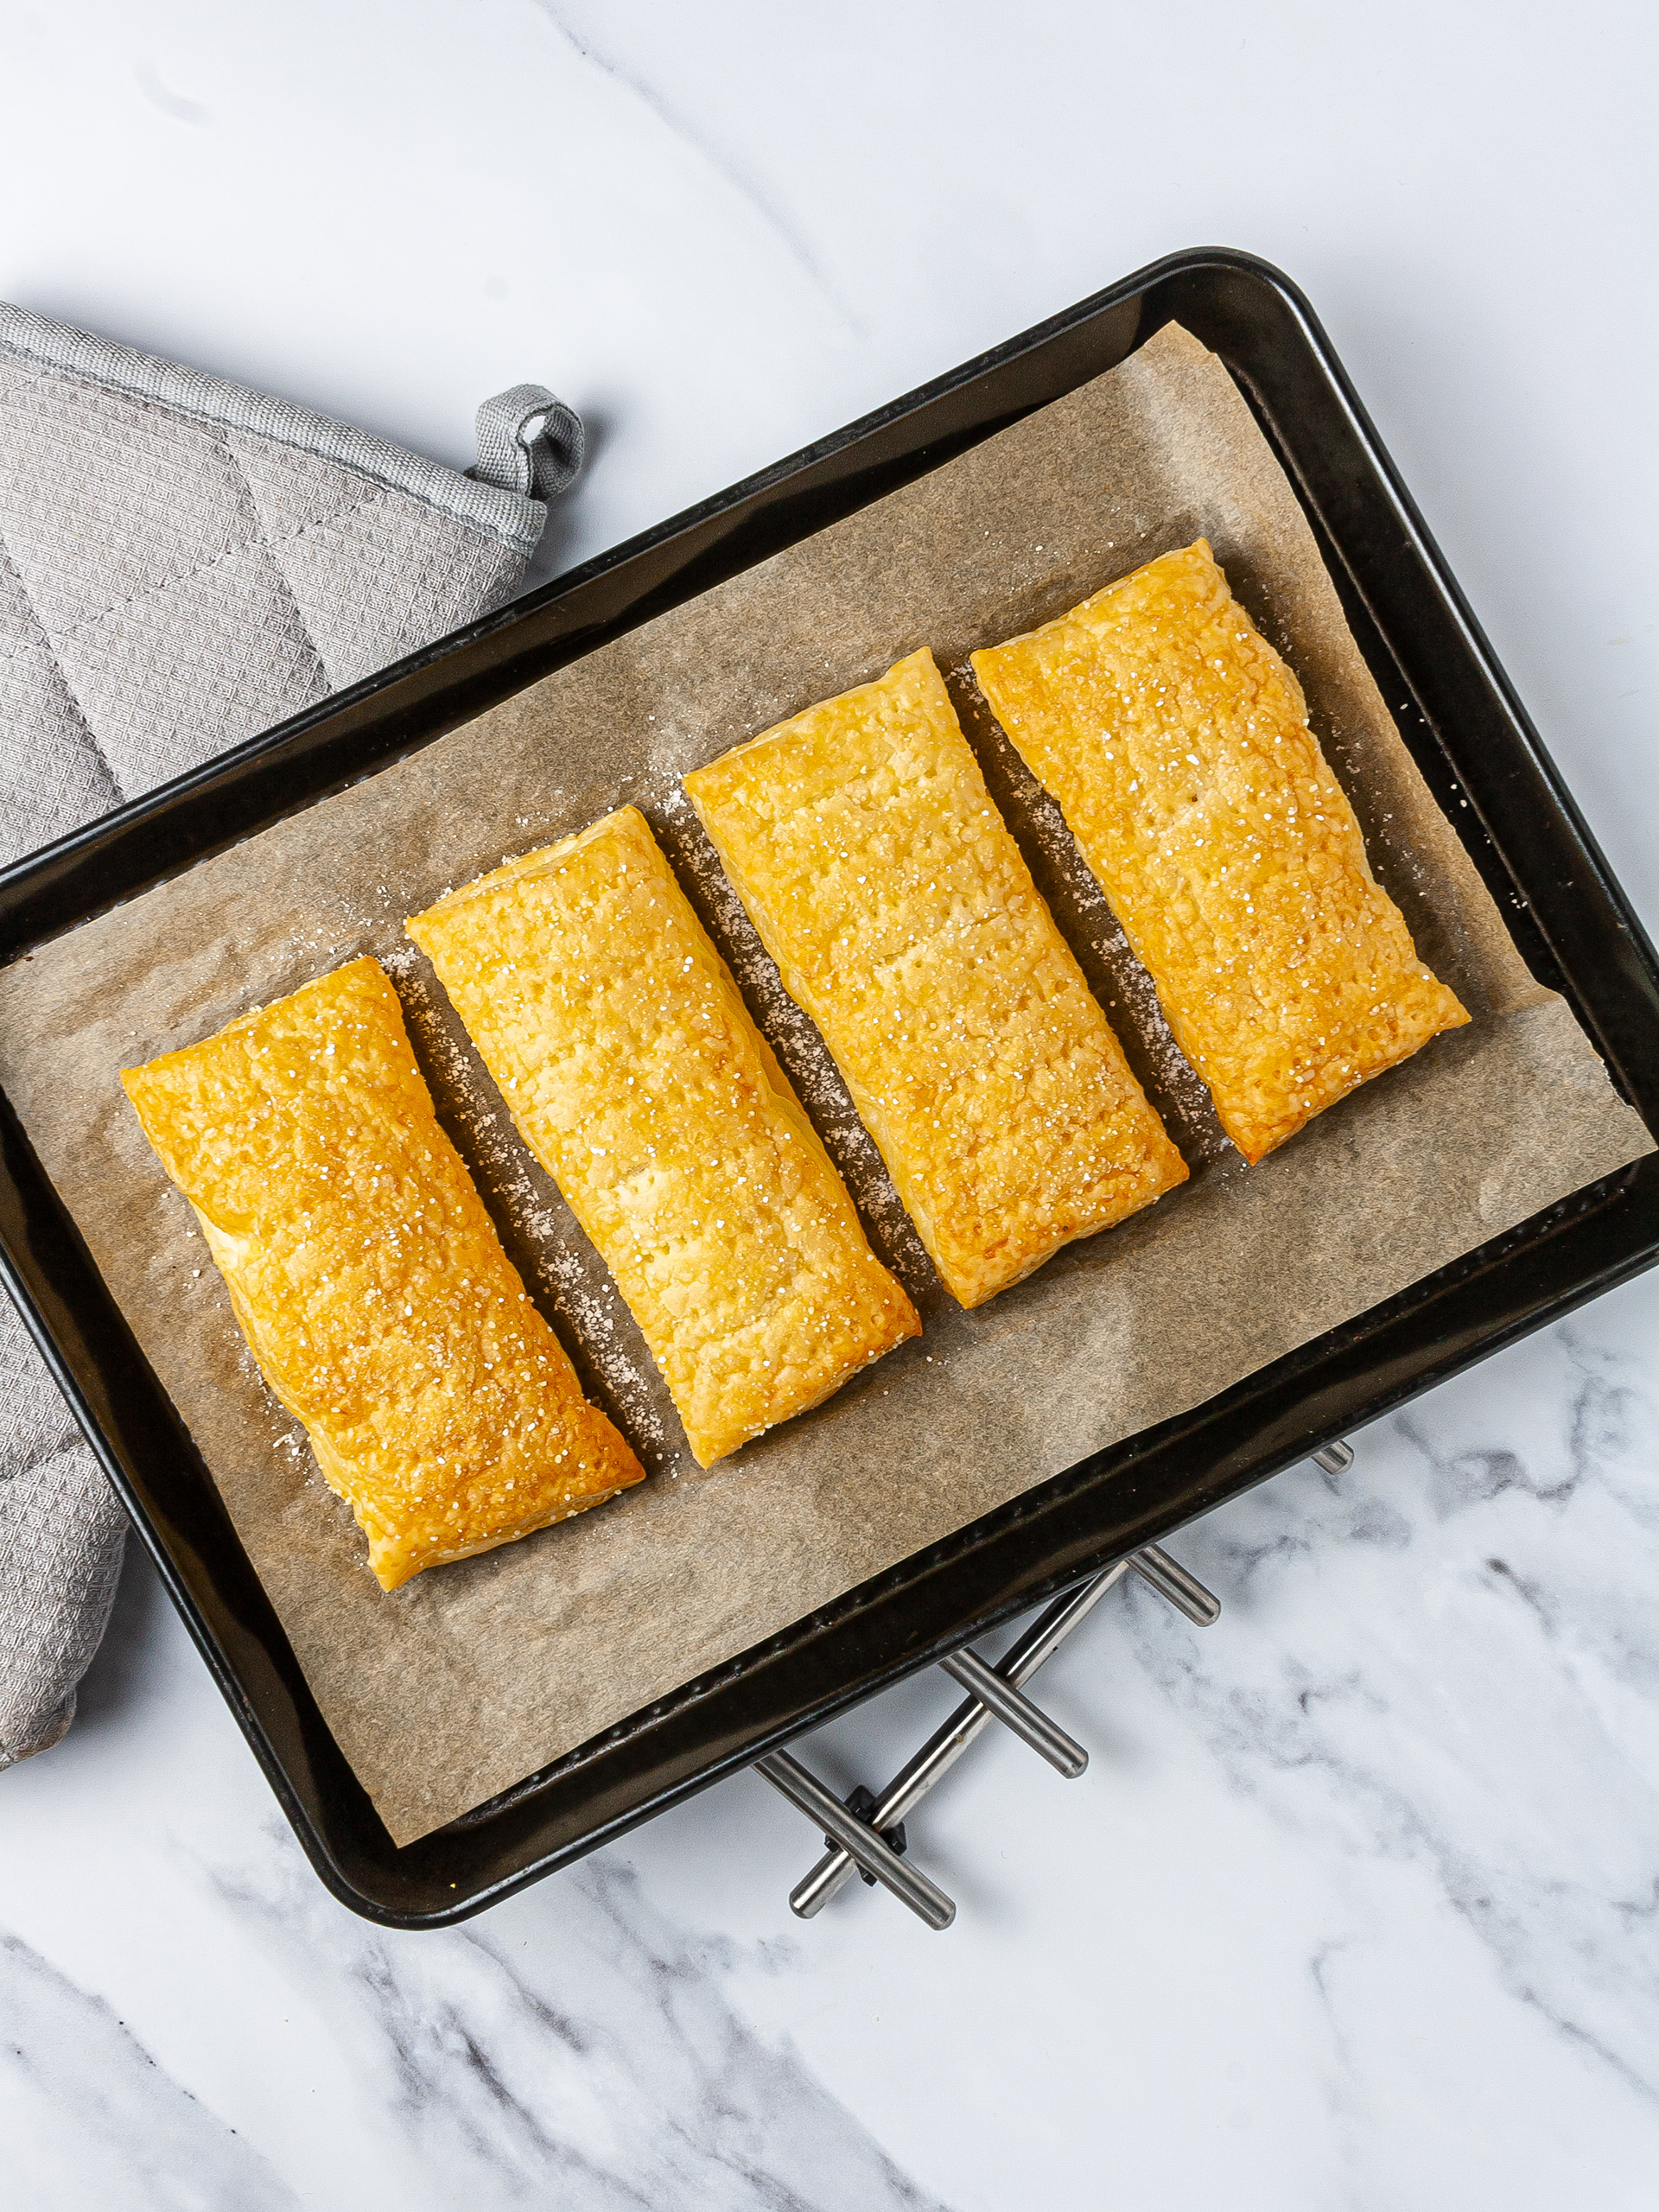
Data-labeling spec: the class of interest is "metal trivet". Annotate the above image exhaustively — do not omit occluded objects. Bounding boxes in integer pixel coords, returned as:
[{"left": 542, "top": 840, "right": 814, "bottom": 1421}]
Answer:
[{"left": 759, "top": 1440, "right": 1356, "bottom": 1929}]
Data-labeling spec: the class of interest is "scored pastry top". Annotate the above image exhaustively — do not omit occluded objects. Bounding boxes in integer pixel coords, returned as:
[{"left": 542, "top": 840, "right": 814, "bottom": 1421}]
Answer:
[
  {"left": 972, "top": 541, "right": 1471, "bottom": 1164},
  {"left": 684, "top": 648, "right": 1188, "bottom": 1309},
  {"left": 407, "top": 807, "right": 919, "bottom": 1467},
  {"left": 120, "top": 956, "right": 643, "bottom": 1590}
]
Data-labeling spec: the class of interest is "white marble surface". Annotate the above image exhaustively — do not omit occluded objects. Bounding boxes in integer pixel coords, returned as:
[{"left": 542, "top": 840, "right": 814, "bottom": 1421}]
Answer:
[{"left": 3, "top": 3, "right": 1657, "bottom": 2205}]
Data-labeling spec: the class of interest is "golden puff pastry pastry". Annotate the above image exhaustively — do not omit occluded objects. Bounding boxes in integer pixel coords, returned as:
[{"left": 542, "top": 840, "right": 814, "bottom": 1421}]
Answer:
[
  {"left": 406, "top": 807, "right": 919, "bottom": 1468},
  {"left": 121, "top": 957, "right": 643, "bottom": 1591},
  {"left": 971, "top": 541, "right": 1470, "bottom": 1165},
  {"left": 683, "top": 649, "right": 1188, "bottom": 1310}
]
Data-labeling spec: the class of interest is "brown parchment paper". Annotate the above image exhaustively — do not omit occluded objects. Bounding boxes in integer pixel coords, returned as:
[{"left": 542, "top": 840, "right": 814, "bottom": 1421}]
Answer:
[{"left": 1, "top": 326, "right": 1650, "bottom": 1845}]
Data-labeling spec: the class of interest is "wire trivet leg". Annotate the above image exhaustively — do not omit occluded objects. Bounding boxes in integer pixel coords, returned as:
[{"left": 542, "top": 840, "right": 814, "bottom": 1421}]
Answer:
[
  {"left": 758, "top": 1749, "right": 956, "bottom": 1928},
  {"left": 772, "top": 1442, "right": 1351, "bottom": 1925}
]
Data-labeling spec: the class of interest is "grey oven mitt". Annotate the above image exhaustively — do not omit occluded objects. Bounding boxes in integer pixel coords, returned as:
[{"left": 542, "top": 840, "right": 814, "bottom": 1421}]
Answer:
[{"left": 0, "top": 302, "right": 583, "bottom": 1766}]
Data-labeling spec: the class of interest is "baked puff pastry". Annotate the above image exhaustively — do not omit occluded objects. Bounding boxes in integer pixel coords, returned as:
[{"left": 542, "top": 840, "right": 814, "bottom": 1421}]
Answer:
[
  {"left": 683, "top": 650, "right": 1188, "bottom": 1310},
  {"left": 971, "top": 541, "right": 1471, "bottom": 1164},
  {"left": 121, "top": 957, "right": 643, "bottom": 1591},
  {"left": 406, "top": 808, "right": 919, "bottom": 1468}
]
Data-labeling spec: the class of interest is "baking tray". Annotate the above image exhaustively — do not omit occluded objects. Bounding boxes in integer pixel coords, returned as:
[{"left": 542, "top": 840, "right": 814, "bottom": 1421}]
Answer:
[{"left": 3, "top": 248, "right": 1656, "bottom": 1928}]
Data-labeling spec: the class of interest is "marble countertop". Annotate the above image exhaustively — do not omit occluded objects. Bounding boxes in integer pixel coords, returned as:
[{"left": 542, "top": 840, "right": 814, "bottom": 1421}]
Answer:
[{"left": 3, "top": 3, "right": 1656, "bottom": 2205}]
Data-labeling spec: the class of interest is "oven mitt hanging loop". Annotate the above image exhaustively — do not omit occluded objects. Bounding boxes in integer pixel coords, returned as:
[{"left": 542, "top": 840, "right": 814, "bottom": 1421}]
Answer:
[{"left": 471, "top": 382, "right": 585, "bottom": 503}]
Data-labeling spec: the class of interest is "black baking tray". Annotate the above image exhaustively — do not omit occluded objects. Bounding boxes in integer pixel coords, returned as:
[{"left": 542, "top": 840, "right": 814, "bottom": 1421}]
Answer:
[{"left": 3, "top": 249, "right": 1656, "bottom": 1928}]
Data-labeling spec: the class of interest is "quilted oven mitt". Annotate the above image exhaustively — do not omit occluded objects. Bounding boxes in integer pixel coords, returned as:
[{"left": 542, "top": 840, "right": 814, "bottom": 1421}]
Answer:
[{"left": 0, "top": 302, "right": 583, "bottom": 1765}]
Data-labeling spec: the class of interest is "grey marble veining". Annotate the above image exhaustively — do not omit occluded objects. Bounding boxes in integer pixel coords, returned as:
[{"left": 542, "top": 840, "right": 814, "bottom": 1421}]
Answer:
[
  {"left": 1127, "top": 1318, "right": 1659, "bottom": 2106},
  {"left": 2, "top": 1929, "right": 300, "bottom": 2209},
  {"left": 531, "top": 0, "right": 862, "bottom": 335},
  {"left": 4, "top": 1780, "right": 954, "bottom": 2210},
  {"left": 194, "top": 1834, "right": 950, "bottom": 2212}
]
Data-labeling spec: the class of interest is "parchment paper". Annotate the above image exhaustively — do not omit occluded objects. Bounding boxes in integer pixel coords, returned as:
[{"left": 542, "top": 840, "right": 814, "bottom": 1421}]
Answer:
[{"left": 1, "top": 326, "right": 1649, "bottom": 1846}]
